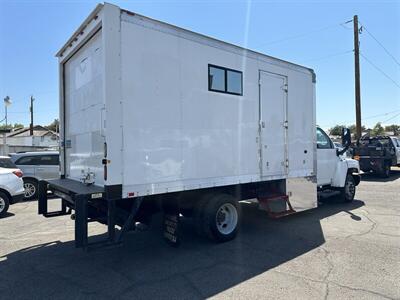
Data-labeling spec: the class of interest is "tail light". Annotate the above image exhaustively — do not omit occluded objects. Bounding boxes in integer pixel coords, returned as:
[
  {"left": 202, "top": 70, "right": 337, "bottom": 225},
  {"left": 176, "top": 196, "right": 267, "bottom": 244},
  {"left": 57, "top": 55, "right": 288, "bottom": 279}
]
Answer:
[{"left": 13, "top": 169, "right": 23, "bottom": 178}]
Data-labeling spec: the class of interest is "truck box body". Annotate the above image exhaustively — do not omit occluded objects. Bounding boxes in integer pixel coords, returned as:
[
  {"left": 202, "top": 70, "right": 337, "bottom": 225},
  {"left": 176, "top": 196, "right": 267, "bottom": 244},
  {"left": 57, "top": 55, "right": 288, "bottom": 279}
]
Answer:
[{"left": 57, "top": 4, "right": 316, "bottom": 212}]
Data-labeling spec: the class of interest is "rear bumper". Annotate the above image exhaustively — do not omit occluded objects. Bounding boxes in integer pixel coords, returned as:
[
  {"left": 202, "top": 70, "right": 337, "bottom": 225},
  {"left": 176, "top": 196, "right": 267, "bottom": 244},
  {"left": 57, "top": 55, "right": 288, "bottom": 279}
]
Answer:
[
  {"left": 38, "top": 178, "right": 142, "bottom": 249},
  {"left": 359, "top": 158, "right": 384, "bottom": 172},
  {"left": 10, "top": 193, "right": 24, "bottom": 204}
]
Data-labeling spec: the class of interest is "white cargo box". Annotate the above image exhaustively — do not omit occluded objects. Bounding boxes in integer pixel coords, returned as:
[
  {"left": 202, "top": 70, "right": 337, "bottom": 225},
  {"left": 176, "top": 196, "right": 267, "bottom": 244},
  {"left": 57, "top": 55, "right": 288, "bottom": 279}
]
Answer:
[{"left": 57, "top": 3, "right": 316, "bottom": 206}]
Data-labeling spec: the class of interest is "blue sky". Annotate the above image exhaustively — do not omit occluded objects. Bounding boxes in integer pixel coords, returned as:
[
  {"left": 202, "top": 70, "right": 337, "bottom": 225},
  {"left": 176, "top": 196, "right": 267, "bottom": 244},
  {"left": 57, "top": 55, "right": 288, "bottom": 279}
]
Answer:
[{"left": 0, "top": 0, "right": 399, "bottom": 130}]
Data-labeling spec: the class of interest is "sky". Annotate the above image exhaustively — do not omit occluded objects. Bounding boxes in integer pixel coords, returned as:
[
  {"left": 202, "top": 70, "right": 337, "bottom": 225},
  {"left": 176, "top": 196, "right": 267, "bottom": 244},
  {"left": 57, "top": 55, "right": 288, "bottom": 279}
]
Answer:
[{"left": 0, "top": 0, "right": 399, "bottom": 130}]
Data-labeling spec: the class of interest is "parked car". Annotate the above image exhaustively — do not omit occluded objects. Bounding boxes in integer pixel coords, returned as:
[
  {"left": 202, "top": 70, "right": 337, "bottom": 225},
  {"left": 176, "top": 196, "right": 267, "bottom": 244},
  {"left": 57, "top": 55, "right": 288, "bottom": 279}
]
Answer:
[
  {"left": 0, "top": 159, "right": 24, "bottom": 217},
  {"left": 9, "top": 151, "right": 59, "bottom": 200}
]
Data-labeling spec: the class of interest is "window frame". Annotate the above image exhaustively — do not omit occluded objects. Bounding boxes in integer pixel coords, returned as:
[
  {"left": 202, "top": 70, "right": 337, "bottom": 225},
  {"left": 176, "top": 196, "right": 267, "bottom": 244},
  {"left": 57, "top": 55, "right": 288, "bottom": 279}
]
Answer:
[
  {"left": 15, "top": 156, "right": 38, "bottom": 165},
  {"left": 316, "top": 128, "right": 334, "bottom": 149},
  {"left": 208, "top": 64, "right": 243, "bottom": 96}
]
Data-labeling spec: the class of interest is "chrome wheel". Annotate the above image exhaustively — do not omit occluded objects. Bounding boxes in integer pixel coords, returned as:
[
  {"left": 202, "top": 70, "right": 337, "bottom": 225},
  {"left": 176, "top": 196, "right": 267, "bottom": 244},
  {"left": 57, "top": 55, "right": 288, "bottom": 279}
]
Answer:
[
  {"left": 24, "top": 182, "right": 36, "bottom": 198},
  {"left": 215, "top": 203, "right": 238, "bottom": 235},
  {"left": 0, "top": 197, "right": 5, "bottom": 213}
]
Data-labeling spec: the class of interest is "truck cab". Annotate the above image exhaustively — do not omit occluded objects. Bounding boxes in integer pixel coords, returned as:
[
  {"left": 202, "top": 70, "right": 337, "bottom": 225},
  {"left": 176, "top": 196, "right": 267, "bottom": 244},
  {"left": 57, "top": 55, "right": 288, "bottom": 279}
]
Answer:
[{"left": 316, "top": 127, "right": 360, "bottom": 202}]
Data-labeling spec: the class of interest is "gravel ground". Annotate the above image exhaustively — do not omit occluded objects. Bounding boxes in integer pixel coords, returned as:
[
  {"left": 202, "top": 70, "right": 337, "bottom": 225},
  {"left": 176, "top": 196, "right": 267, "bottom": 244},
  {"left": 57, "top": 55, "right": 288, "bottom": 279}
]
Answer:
[{"left": 1, "top": 168, "right": 399, "bottom": 299}]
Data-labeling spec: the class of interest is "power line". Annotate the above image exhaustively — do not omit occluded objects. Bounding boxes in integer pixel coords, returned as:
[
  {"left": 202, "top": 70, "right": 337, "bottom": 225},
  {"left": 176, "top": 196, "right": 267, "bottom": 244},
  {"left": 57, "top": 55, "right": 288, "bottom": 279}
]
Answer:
[
  {"left": 320, "top": 108, "right": 400, "bottom": 127},
  {"left": 360, "top": 52, "right": 400, "bottom": 88},
  {"left": 359, "top": 21, "right": 400, "bottom": 68},
  {"left": 254, "top": 20, "right": 350, "bottom": 48},
  {"left": 382, "top": 112, "right": 400, "bottom": 123},
  {"left": 302, "top": 49, "right": 353, "bottom": 63},
  {"left": 362, "top": 109, "right": 400, "bottom": 121}
]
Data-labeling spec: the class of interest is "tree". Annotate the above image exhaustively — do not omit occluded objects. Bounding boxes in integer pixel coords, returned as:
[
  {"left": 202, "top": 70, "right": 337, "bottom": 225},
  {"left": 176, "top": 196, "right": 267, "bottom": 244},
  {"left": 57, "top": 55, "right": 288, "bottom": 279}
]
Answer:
[
  {"left": 329, "top": 125, "right": 345, "bottom": 136},
  {"left": 384, "top": 124, "right": 400, "bottom": 135},
  {"left": 46, "top": 119, "right": 59, "bottom": 132},
  {"left": 0, "top": 123, "right": 24, "bottom": 130},
  {"left": 370, "top": 122, "right": 385, "bottom": 136},
  {"left": 348, "top": 124, "right": 366, "bottom": 134}
]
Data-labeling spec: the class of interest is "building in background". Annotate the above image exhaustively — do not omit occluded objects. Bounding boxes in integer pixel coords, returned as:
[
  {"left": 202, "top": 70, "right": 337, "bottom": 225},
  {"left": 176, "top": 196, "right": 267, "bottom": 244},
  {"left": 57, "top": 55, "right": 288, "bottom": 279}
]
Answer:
[{"left": 0, "top": 125, "right": 59, "bottom": 154}]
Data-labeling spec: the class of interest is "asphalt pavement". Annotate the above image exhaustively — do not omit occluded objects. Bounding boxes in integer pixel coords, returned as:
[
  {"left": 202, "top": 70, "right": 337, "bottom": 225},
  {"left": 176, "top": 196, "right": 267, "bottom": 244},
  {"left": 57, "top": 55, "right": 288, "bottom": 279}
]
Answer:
[{"left": 1, "top": 168, "right": 399, "bottom": 299}]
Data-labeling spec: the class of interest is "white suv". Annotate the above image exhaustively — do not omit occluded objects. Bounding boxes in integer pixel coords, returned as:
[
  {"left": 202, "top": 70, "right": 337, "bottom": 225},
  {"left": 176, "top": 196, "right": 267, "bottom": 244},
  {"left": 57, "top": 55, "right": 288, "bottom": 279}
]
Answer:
[{"left": 0, "top": 157, "right": 25, "bottom": 217}]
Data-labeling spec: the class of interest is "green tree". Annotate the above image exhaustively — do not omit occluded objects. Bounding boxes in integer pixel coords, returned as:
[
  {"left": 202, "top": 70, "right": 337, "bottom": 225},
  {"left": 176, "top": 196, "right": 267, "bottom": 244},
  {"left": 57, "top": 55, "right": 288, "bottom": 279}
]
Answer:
[
  {"left": 329, "top": 125, "right": 345, "bottom": 136},
  {"left": 348, "top": 124, "right": 366, "bottom": 134},
  {"left": 0, "top": 123, "right": 24, "bottom": 130},
  {"left": 370, "top": 122, "right": 385, "bottom": 136},
  {"left": 46, "top": 119, "right": 59, "bottom": 132},
  {"left": 384, "top": 124, "right": 400, "bottom": 135}
]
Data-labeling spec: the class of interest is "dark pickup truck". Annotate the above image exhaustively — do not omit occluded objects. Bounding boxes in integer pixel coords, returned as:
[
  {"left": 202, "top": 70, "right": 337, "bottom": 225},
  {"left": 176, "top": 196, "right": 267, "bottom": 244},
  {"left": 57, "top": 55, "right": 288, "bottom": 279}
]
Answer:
[{"left": 352, "top": 136, "right": 400, "bottom": 178}]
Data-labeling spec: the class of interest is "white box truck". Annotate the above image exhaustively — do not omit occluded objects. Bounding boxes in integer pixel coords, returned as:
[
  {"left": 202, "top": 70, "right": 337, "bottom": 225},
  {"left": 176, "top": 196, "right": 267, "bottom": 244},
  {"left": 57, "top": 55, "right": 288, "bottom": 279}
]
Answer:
[{"left": 38, "top": 3, "right": 360, "bottom": 248}]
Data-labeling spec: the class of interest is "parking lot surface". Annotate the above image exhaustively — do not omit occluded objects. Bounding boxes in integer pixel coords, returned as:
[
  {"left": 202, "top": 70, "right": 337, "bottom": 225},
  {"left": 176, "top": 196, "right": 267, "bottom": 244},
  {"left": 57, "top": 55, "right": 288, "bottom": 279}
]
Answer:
[{"left": 1, "top": 169, "right": 399, "bottom": 299}]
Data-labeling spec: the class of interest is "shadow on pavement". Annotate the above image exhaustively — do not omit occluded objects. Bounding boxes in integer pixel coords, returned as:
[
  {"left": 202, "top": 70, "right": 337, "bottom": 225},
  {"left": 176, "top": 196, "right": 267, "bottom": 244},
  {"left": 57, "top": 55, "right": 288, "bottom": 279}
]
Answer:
[
  {"left": 0, "top": 212, "right": 15, "bottom": 219},
  {"left": 0, "top": 199, "right": 364, "bottom": 299},
  {"left": 361, "top": 168, "right": 400, "bottom": 182}
]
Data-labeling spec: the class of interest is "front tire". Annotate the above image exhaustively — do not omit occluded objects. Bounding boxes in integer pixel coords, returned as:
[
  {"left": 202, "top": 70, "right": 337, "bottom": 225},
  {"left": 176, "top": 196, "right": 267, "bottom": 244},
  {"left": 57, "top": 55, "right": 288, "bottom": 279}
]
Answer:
[
  {"left": 340, "top": 174, "right": 356, "bottom": 203},
  {"left": 23, "top": 178, "right": 38, "bottom": 200},
  {"left": 0, "top": 191, "right": 10, "bottom": 217},
  {"left": 199, "top": 194, "right": 241, "bottom": 243}
]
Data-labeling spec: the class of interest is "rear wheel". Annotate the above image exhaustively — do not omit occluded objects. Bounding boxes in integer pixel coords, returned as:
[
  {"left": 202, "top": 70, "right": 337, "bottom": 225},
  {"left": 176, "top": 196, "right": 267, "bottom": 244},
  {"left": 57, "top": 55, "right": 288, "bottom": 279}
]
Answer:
[
  {"left": 23, "top": 178, "right": 38, "bottom": 200},
  {"left": 197, "top": 194, "right": 241, "bottom": 242},
  {"left": 0, "top": 191, "right": 10, "bottom": 217},
  {"left": 340, "top": 174, "right": 356, "bottom": 203}
]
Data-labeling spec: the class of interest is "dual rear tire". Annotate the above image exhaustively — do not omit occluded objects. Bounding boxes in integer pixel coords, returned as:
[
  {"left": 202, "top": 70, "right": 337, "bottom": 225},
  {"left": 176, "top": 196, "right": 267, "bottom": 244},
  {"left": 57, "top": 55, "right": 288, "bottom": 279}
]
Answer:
[{"left": 193, "top": 194, "right": 241, "bottom": 242}]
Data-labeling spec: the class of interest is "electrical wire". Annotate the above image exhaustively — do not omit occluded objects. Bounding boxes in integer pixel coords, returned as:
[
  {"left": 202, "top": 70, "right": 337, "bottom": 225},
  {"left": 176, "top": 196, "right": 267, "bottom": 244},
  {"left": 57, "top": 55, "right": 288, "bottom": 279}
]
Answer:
[
  {"left": 359, "top": 21, "right": 400, "bottom": 68},
  {"left": 320, "top": 109, "right": 400, "bottom": 128},
  {"left": 362, "top": 109, "right": 400, "bottom": 121},
  {"left": 302, "top": 49, "right": 353, "bottom": 63},
  {"left": 254, "top": 21, "right": 350, "bottom": 48},
  {"left": 382, "top": 112, "right": 400, "bottom": 123},
  {"left": 360, "top": 52, "right": 400, "bottom": 89}
]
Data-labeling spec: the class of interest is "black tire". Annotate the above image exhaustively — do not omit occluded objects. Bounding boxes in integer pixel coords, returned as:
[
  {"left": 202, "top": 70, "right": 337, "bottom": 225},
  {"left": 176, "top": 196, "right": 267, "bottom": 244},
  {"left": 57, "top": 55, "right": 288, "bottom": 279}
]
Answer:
[
  {"left": 23, "top": 178, "right": 38, "bottom": 200},
  {"left": 0, "top": 191, "right": 10, "bottom": 218},
  {"left": 193, "top": 194, "right": 211, "bottom": 237},
  {"left": 340, "top": 174, "right": 356, "bottom": 203},
  {"left": 199, "top": 194, "right": 241, "bottom": 243},
  {"left": 380, "top": 162, "right": 390, "bottom": 178}
]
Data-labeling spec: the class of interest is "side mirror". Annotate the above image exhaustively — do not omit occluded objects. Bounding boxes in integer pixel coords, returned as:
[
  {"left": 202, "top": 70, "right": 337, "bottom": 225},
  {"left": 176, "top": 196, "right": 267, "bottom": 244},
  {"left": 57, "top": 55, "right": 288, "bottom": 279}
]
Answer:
[
  {"left": 337, "top": 128, "right": 351, "bottom": 156},
  {"left": 342, "top": 128, "right": 351, "bottom": 148}
]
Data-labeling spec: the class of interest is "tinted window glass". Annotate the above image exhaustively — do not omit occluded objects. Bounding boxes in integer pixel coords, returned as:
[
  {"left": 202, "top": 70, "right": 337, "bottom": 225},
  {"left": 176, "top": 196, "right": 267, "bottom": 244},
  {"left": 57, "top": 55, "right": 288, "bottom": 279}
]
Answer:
[
  {"left": 39, "top": 155, "right": 59, "bottom": 166},
  {"left": 227, "top": 70, "right": 242, "bottom": 95},
  {"left": 317, "top": 128, "right": 333, "bottom": 149},
  {"left": 15, "top": 156, "right": 39, "bottom": 165},
  {"left": 209, "top": 66, "right": 225, "bottom": 92},
  {"left": 0, "top": 157, "right": 17, "bottom": 168}
]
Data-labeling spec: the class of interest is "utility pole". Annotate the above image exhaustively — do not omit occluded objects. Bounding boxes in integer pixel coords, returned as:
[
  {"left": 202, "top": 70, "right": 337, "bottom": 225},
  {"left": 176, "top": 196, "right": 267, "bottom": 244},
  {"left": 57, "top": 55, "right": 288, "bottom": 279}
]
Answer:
[
  {"left": 30, "top": 96, "right": 34, "bottom": 136},
  {"left": 353, "top": 15, "right": 362, "bottom": 140}
]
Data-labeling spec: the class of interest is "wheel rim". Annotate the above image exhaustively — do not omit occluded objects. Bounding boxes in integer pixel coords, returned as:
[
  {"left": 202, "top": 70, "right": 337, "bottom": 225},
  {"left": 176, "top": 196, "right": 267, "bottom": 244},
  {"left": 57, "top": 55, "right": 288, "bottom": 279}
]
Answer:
[
  {"left": 24, "top": 183, "right": 36, "bottom": 198},
  {"left": 0, "top": 197, "right": 5, "bottom": 213},
  {"left": 345, "top": 179, "right": 355, "bottom": 199},
  {"left": 215, "top": 203, "right": 238, "bottom": 235}
]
